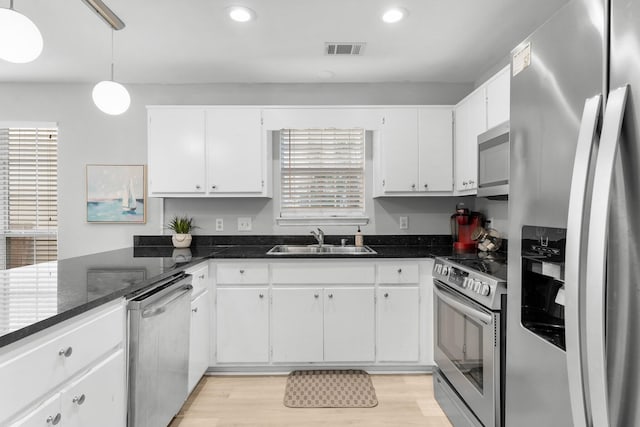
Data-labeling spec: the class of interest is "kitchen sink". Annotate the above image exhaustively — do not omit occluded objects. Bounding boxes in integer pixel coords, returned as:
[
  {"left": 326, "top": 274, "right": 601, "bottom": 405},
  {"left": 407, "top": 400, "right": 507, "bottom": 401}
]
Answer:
[{"left": 266, "top": 244, "right": 377, "bottom": 255}]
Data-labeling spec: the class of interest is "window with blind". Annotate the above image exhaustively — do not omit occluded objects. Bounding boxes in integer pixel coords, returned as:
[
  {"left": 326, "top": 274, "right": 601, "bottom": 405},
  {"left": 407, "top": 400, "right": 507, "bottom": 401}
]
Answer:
[
  {"left": 280, "top": 128, "right": 365, "bottom": 220},
  {"left": 0, "top": 127, "right": 58, "bottom": 269}
]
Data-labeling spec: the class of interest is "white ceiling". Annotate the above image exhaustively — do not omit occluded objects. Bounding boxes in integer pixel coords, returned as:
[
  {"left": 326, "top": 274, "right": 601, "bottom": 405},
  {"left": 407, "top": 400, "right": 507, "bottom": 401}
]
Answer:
[{"left": 0, "top": 0, "right": 570, "bottom": 85}]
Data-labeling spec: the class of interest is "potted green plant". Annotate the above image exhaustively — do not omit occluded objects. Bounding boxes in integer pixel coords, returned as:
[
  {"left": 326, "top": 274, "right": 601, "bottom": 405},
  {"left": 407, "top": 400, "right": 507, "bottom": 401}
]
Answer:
[{"left": 167, "top": 215, "right": 198, "bottom": 248}]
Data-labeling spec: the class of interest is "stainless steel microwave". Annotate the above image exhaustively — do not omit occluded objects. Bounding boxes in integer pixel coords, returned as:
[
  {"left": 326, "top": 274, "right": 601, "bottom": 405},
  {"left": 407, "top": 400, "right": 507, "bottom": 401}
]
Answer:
[{"left": 477, "top": 121, "right": 509, "bottom": 199}]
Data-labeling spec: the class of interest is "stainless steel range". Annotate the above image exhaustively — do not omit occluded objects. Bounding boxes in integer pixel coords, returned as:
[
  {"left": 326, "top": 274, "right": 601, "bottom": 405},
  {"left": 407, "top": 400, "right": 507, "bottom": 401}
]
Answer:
[{"left": 432, "top": 254, "right": 507, "bottom": 427}]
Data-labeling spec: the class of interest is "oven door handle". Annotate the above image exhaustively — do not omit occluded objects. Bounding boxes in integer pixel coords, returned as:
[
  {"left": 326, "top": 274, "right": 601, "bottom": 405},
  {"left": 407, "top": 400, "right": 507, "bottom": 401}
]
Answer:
[{"left": 434, "top": 283, "right": 493, "bottom": 325}]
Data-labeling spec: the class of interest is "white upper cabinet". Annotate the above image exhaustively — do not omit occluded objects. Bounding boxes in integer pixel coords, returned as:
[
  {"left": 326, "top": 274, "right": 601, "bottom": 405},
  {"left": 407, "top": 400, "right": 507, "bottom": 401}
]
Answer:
[
  {"left": 453, "top": 65, "right": 510, "bottom": 195},
  {"left": 486, "top": 65, "right": 511, "bottom": 129},
  {"left": 454, "top": 88, "right": 487, "bottom": 194},
  {"left": 375, "top": 107, "right": 453, "bottom": 196},
  {"left": 379, "top": 108, "right": 420, "bottom": 193},
  {"left": 206, "top": 108, "right": 265, "bottom": 195},
  {"left": 147, "top": 107, "right": 206, "bottom": 195},
  {"left": 147, "top": 106, "right": 270, "bottom": 198},
  {"left": 418, "top": 107, "right": 453, "bottom": 192}
]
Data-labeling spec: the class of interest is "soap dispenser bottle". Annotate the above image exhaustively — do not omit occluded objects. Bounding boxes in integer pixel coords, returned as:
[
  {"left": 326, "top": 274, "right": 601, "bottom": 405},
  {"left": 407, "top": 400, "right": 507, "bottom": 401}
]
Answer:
[{"left": 355, "top": 226, "right": 364, "bottom": 247}]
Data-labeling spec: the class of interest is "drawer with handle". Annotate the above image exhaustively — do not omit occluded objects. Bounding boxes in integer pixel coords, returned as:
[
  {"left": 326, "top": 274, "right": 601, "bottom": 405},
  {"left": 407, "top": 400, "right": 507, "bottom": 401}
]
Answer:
[
  {"left": 216, "top": 263, "right": 269, "bottom": 285},
  {"left": 0, "top": 301, "right": 125, "bottom": 423},
  {"left": 377, "top": 263, "right": 420, "bottom": 284},
  {"left": 185, "top": 262, "right": 209, "bottom": 296}
]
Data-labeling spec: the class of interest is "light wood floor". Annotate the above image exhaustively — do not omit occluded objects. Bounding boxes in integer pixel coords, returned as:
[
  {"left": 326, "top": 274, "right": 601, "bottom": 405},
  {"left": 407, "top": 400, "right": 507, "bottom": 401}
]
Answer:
[{"left": 169, "top": 374, "right": 453, "bottom": 427}]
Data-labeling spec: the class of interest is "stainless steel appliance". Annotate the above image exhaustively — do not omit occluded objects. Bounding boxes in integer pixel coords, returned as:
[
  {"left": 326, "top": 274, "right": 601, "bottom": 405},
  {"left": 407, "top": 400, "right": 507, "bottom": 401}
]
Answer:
[
  {"left": 432, "top": 254, "right": 507, "bottom": 427},
  {"left": 507, "top": 0, "right": 640, "bottom": 425},
  {"left": 477, "top": 121, "right": 509, "bottom": 199},
  {"left": 128, "top": 273, "right": 193, "bottom": 427}
]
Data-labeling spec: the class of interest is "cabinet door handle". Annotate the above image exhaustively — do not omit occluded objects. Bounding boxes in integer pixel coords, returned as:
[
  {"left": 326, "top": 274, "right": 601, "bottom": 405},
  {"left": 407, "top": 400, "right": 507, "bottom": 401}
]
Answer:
[
  {"left": 328, "top": 293, "right": 334, "bottom": 299},
  {"left": 384, "top": 293, "right": 389, "bottom": 298},
  {"left": 411, "top": 183, "right": 416, "bottom": 189},
  {"left": 196, "top": 185, "right": 201, "bottom": 190},
  {"left": 72, "top": 394, "right": 86, "bottom": 405},
  {"left": 192, "top": 307, "right": 198, "bottom": 313},
  {"left": 314, "top": 294, "right": 319, "bottom": 298},
  {"left": 58, "top": 346, "right": 73, "bottom": 358},
  {"left": 198, "top": 274, "right": 205, "bottom": 279},
  {"left": 211, "top": 184, "right": 217, "bottom": 190},
  {"left": 424, "top": 183, "right": 428, "bottom": 189},
  {"left": 259, "top": 293, "right": 264, "bottom": 299},
  {"left": 397, "top": 268, "right": 402, "bottom": 274},
  {"left": 462, "top": 181, "right": 468, "bottom": 186},
  {"left": 239, "top": 269, "right": 245, "bottom": 274},
  {"left": 46, "top": 414, "right": 62, "bottom": 425},
  {"left": 469, "top": 180, "right": 475, "bottom": 185}
]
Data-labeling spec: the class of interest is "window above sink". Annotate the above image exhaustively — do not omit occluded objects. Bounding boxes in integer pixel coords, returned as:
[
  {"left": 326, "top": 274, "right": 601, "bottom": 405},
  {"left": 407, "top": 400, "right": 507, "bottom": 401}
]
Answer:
[{"left": 278, "top": 128, "right": 368, "bottom": 226}]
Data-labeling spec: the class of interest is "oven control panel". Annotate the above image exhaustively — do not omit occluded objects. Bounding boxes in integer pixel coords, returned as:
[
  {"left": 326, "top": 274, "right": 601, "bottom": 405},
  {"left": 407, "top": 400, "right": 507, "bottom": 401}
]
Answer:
[{"left": 433, "top": 257, "right": 506, "bottom": 310}]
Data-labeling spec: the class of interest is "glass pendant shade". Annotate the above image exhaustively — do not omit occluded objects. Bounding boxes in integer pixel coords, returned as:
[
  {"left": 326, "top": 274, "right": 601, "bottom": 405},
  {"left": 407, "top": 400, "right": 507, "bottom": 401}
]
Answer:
[
  {"left": 92, "top": 80, "right": 131, "bottom": 115},
  {"left": 0, "top": 8, "right": 43, "bottom": 63}
]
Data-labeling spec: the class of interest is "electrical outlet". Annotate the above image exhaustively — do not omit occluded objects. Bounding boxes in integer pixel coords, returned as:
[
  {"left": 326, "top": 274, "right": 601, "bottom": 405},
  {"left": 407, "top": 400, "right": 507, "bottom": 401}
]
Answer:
[
  {"left": 399, "top": 216, "right": 409, "bottom": 230},
  {"left": 215, "top": 218, "right": 224, "bottom": 231},
  {"left": 486, "top": 217, "right": 494, "bottom": 226},
  {"left": 237, "top": 217, "right": 252, "bottom": 232}
]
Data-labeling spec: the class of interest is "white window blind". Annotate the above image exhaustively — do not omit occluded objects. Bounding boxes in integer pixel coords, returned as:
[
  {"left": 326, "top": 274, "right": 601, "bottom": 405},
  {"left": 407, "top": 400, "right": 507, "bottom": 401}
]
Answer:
[
  {"left": 0, "top": 127, "right": 58, "bottom": 269},
  {"left": 280, "top": 128, "right": 365, "bottom": 218}
]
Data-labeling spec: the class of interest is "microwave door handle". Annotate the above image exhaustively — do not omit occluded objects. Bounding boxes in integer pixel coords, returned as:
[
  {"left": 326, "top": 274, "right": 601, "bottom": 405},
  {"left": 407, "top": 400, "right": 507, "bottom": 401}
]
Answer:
[
  {"left": 433, "top": 284, "right": 493, "bottom": 325},
  {"left": 586, "top": 85, "right": 628, "bottom": 427},
  {"left": 565, "top": 94, "right": 602, "bottom": 427}
]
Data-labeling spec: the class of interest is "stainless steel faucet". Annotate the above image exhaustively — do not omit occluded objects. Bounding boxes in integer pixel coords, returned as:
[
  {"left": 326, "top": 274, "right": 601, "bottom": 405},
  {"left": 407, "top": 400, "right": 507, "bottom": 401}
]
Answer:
[{"left": 310, "top": 228, "right": 324, "bottom": 246}]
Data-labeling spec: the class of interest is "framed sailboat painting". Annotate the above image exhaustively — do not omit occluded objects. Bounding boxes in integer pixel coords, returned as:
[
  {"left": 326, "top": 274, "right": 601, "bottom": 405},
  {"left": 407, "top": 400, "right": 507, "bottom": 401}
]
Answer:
[{"left": 86, "top": 164, "right": 146, "bottom": 223}]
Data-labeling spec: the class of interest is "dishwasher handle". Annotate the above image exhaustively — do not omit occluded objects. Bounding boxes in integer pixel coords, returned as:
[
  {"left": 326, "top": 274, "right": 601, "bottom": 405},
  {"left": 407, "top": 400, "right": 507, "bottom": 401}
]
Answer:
[
  {"left": 141, "top": 284, "right": 193, "bottom": 318},
  {"left": 128, "top": 273, "right": 193, "bottom": 311}
]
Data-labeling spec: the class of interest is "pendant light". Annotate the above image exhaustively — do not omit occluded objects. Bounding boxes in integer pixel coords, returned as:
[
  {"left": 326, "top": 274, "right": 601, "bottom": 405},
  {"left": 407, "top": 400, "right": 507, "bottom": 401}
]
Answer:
[
  {"left": 0, "top": 0, "right": 43, "bottom": 63},
  {"left": 92, "top": 28, "right": 130, "bottom": 115}
]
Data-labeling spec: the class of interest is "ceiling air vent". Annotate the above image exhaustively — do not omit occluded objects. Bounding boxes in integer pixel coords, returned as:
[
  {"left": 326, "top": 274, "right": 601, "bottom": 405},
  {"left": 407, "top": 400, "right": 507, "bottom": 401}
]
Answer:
[{"left": 325, "top": 42, "right": 366, "bottom": 56}]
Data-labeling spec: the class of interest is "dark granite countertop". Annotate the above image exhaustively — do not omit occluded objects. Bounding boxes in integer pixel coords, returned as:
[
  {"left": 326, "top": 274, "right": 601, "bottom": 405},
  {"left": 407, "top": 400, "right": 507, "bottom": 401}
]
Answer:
[
  {"left": 0, "top": 248, "right": 208, "bottom": 348},
  {"left": 1, "top": 234, "right": 457, "bottom": 349}
]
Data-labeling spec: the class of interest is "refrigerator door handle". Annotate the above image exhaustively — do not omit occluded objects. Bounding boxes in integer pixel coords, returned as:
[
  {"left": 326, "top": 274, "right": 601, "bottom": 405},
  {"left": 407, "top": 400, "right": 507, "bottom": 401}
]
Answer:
[
  {"left": 566, "top": 94, "right": 602, "bottom": 427},
  {"left": 585, "top": 85, "right": 629, "bottom": 427}
]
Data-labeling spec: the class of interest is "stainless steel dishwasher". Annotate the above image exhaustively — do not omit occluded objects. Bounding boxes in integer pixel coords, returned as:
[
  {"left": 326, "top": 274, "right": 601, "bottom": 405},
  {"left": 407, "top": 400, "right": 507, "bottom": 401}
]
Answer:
[{"left": 127, "top": 272, "right": 193, "bottom": 427}]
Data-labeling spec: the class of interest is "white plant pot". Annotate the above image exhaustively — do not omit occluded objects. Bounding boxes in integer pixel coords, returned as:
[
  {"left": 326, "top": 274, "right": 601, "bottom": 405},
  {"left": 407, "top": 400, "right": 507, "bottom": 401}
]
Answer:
[{"left": 172, "top": 233, "right": 192, "bottom": 248}]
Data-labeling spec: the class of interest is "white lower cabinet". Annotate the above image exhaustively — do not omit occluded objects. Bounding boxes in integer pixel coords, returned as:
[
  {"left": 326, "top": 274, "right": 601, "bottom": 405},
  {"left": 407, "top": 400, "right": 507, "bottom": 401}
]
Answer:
[
  {"left": 61, "top": 350, "right": 125, "bottom": 427},
  {"left": 324, "top": 287, "right": 375, "bottom": 362},
  {"left": 272, "top": 288, "right": 324, "bottom": 362},
  {"left": 377, "top": 287, "right": 420, "bottom": 362},
  {"left": 216, "top": 287, "right": 270, "bottom": 363},
  {"left": 2, "top": 301, "right": 126, "bottom": 426},
  {"left": 188, "top": 291, "right": 211, "bottom": 392},
  {"left": 271, "top": 287, "right": 375, "bottom": 363},
  {"left": 11, "top": 394, "right": 60, "bottom": 427},
  {"left": 211, "top": 259, "right": 432, "bottom": 369}
]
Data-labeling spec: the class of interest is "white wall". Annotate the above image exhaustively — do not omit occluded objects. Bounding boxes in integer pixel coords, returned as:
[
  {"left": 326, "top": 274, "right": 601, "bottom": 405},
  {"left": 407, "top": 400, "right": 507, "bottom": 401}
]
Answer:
[
  {"left": 0, "top": 81, "right": 472, "bottom": 259},
  {"left": 474, "top": 198, "right": 509, "bottom": 238}
]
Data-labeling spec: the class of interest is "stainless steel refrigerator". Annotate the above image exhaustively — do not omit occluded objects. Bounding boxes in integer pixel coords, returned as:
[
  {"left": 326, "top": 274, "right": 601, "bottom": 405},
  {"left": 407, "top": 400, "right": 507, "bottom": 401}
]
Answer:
[{"left": 507, "top": 0, "right": 640, "bottom": 425}]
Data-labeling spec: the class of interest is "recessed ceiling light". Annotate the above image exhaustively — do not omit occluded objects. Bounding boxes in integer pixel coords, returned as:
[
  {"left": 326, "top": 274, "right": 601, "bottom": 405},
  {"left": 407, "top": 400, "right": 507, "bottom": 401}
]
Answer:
[
  {"left": 382, "top": 7, "right": 407, "bottom": 23},
  {"left": 228, "top": 6, "right": 256, "bottom": 23}
]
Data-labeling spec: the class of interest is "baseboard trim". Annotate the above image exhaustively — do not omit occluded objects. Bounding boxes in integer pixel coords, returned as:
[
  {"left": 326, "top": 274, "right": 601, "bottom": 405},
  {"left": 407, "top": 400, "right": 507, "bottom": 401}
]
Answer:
[{"left": 205, "top": 365, "right": 434, "bottom": 375}]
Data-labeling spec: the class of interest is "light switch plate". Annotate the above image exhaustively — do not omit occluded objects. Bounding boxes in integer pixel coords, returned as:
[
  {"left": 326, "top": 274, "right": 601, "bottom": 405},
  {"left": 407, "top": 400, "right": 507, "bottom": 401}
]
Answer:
[
  {"left": 399, "top": 216, "right": 409, "bottom": 230},
  {"left": 215, "top": 218, "right": 224, "bottom": 231},
  {"left": 238, "top": 217, "right": 252, "bottom": 232}
]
